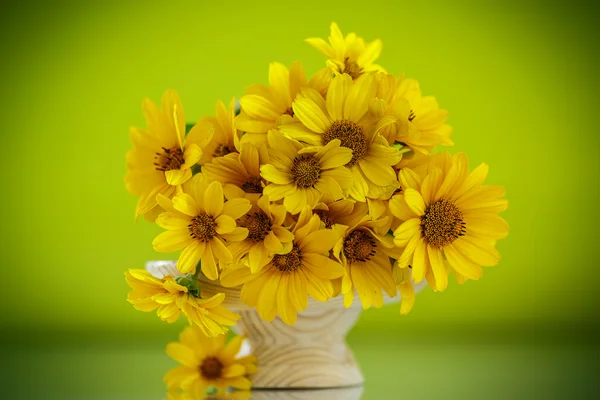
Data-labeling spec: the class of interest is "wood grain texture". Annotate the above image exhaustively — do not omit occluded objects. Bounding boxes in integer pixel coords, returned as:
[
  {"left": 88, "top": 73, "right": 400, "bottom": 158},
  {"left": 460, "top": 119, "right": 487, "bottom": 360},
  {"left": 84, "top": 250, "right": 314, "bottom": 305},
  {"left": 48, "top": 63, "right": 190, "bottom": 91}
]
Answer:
[
  {"left": 235, "top": 306, "right": 364, "bottom": 388},
  {"left": 250, "top": 387, "right": 363, "bottom": 399}
]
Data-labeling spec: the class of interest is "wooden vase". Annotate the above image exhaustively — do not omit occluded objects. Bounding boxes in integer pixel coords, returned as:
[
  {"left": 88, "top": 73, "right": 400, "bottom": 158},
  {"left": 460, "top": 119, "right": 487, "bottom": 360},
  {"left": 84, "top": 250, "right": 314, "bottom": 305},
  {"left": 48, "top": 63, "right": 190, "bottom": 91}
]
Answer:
[{"left": 147, "top": 261, "right": 424, "bottom": 389}]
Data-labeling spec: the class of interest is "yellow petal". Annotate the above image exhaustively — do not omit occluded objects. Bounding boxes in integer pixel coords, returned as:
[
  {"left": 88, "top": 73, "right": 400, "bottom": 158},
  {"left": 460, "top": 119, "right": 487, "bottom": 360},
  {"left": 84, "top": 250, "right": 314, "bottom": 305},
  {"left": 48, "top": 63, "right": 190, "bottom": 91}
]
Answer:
[
  {"left": 403, "top": 188, "right": 426, "bottom": 216},
  {"left": 292, "top": 97, "right": 331, "bottom": 133},
  {"left": 269, "top": 62, "right": 292, "bottom": 108},
  {"left": 215, "top": 215, "right": 236, "bottom": 234},
  {"left": 222, "top": 198, "right": 252, "bottom": 220},
  {"left": 165, "top": 343, "right": 198, "bottom": 368},
  {"left": 326, "top": 73, "right": 350, "bottom": 120},
  {"left": 240, "top": 94, "right": 280, "bottom": 120},
  {"left": 260, "top": 164, "right": 293, "bottom": 184},
  {"left": 165, "top": 168, "right": 192, "bottom": 186},
  {"left": 427, "top": 245, "right": 448, "bottom": 291},
  {"left": 300, "top": 229, "right": 338, "bottom": 254},
  {"left": 172, "top": 193, "right": 200, "bottom": 217},
  {"left": 222, "top": 364, "right": 246, "bottom": 378},
  {"left": 393, "top": 218, "right": 421, "bottom": 247},
  {"left": 204, "top": 181, "right": 224, "bottom": 216},
  {"left": 454, "top": 236, "right": 500, "bottom": 267},
  {"left": 443, "top": 243, "right": 483, "bottom": 280},
  {"left": 178, "top": 242, "right": 205, "bottom": 274},
  {"left": 411, "top": 238, "right": 427, "bottom": 283},
  {"left": 153, "top": 229, "right": 194, "bottom": 252},
  {"left": 211, "top": 237, "right": 233, "bottom": 263}
]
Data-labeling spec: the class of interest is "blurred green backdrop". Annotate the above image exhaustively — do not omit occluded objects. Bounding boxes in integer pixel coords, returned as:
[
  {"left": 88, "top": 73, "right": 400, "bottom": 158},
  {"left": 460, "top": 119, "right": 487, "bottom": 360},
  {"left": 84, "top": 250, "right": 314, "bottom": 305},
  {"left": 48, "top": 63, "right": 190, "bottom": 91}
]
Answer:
[{"left": 1, "top": 0, "right": 598, "bottom": 398}]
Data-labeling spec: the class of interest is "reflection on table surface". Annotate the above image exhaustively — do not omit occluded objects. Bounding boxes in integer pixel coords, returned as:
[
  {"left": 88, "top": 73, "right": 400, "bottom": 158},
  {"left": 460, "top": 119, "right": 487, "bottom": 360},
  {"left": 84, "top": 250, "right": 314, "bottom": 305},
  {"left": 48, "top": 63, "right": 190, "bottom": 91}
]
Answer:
[
  {"left": 209, "top": 387, "right": 363, "bottom": 400},
  {"left": 2, "top": 333, "right": 598, "bottom": 399}
]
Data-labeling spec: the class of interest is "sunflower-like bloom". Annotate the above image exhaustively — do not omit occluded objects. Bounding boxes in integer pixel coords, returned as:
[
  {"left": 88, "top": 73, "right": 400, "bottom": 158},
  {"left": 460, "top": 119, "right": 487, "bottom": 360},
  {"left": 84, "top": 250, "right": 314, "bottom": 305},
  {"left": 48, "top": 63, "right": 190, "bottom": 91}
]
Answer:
[
  {"left": 391, "top": 152, "right": 509, "bottom": 291},
  {"left": 306, "top": 22, "right": 384, "bottom": 80},
  {"left": 225, "top": 194, "right": 294, "bottom": 273},
  {"left": 260, "top": 130, "right": 354, "bottom": 214},
  {"left": 280, "top": 73, "right": 402, "bottom": 201},
  {"left": 125, "top": 269, "right": 239, "bottom": 337},
  {"left": 222, "top": 207, "right": 345, "bottom": 325},
  {"left": 187, "top": 98, "right": 241, "bottom": 166},
  {"left": 370, "top": 73, "right": 453, "bottom": 155},
  {"left": 164, "top": 326, "right": 257, "bottom": 394},
  {"left": 236, "top": 61, "right": 332, "bottom": 144},
  {"left": 332, "top": 211, "right": 398, "bottom": 309},
  {"left": 126, "top": 90, "right": 209, "bottom": 219},
  {"left": 203, "top": 143, "right": 269, "bottom": 197},
  {"left": 153, "top": 174, "right": 252, "bottom": 279}
]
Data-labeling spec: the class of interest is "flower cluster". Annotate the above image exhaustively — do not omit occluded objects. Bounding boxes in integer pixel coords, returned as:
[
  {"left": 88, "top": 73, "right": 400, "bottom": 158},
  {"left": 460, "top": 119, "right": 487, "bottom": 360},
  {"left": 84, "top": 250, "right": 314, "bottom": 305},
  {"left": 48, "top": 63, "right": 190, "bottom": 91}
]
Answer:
[{"left": 126, "top": 21, "right": 508, "bottom": 368}]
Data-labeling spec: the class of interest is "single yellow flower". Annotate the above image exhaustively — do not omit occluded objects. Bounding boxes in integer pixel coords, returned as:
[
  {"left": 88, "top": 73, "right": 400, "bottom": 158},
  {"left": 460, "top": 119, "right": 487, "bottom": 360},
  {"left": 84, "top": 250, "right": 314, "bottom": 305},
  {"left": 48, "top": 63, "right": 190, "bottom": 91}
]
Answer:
[
  {"left": 260, "top": 130, "right": 354, "bottom": 214},
  {"left": 279, "top": 73, "right": 402, "bottom": 201},
  {"left": 203, "top": 143, "right": 269, "bottom": 197},
  {"left": 236, "top": 61, "right": 332, "bottom": 143},
  {"left": 153, "top": 174, "right": 252, "bottom": 279},
  {"left": 223, "top": 207, "right": 345, "bottom": 325},
  {"left": 125, "top": 269, "right": 239, "bottom": 337},
  {"left": 187, "top": 98, "right": 241, "bottom": 166},
  {"left": 226, "top": 194, "right": 294, "bottom": 273},
  {"left": 370, "top": 73, "right": 453, "bottom": 155},
  {"left": 126, "top": 90, "right": 208, "bottom": 219},
  {"left": 332, "top": 214, "right": 398, "bottom": 309},
  {"left": 164, "top": 326, "right": 257, "bottom": 393},
  {"left": 306, "top": 22, "right": 384, "bottom": 80},
  {"left": 391, "top": 152, "right": 509, "bottom": 291}
]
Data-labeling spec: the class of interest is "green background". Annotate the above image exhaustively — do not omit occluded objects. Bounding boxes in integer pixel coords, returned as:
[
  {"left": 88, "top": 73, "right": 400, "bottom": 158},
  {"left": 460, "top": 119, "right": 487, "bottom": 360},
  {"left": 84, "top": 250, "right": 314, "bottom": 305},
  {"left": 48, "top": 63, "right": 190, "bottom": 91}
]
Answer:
[{"left": 1, "top": 0, "right": 598, "bottom": 398}]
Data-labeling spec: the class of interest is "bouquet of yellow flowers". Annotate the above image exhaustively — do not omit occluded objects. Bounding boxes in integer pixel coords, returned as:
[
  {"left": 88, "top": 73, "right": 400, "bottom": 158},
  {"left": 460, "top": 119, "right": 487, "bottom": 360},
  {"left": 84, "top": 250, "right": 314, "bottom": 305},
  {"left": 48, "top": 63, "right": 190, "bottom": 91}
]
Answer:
[{"left": 125, "top": 23, "right": 508, "bottom": 395}]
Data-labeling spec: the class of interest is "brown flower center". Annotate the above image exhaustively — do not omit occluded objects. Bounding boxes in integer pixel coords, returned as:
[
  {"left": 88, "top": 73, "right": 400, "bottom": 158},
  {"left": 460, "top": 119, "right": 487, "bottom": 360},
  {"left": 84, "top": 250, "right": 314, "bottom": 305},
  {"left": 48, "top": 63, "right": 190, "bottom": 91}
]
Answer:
[
  {"left": 343, "top": 229, "right": 377, "bottom": 263},
  {"left": 243, "top": 211, "right": 272, "bottom": 242},
  {"left": 322, "top": 120, "right": 367, "bottom": 167},
  {"left": 344, "top": 57, "right": 363, "bottom": 80},
  {"left": 421, "top": 199, "right": 466, "bottom": 248},
  {"left": 200, "top": 357, "right": 223, "bottom": 380},
  {"left": 315, "top": 210, "right": 335, "bottom": 229},
  {"left": 284, "top": 107, "right": 295, "bottom": 117},
  {"left": 154, "top": 146, "right": 184, "bottom": 172},
  {"left": 290, "top": 154, "right": 321, "bottom": 188},
  {"left": 188, "top": 212, "right": 217, "bottom": 242},
  {"left": 272, "top": 244, "right": 302, "bottom": 272},
  {"left": 241, "top": 177, "right": 263, "bottom": 194},
  {"left": 213, "top": 144, "right": 234, "bottom": 158}
]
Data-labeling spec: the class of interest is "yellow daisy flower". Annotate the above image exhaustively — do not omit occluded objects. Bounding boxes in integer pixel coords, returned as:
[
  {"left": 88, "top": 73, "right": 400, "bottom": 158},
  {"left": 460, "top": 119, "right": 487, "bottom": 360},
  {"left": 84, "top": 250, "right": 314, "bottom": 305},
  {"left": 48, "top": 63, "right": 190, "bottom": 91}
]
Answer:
[
  {"left": 203, "top": 143, "right": 269, "bottom": 197},
  {"left": 260, "top": 130, "right": 354, "bottom": 214},
  {"left": 332, "top": 214, "right": 398, "bottom": 309},
  {"left": 126, "top": 90, "right": 207, "bottom": 219},
  {"left": 164, "top": 326, "right": 257, "bottom": 393},
  {"left": 236, "top": 61, "right": 332, "bottom": 143},
  {"left": 306, "top": 22, "right": 384, "bottom": 80},
  {"left": 226, "top": 194, "right": 294, "bottom": 273},
  {"left": 153, "top": 174, "right": 252, "bottom": 280},
  {"left": 279, "top": 73, "right": 402, "bottom": 201},
  {"left": 125, "top": 269, "right": 239, "bottom": 337},
  {"left": 228, "top": 207, "right": 345, "bottom": 325},
  {"left": 187, "top": 98, "right": 241, "bottom": 166},
  {"left": 371, "top": 73, "right": 454, "bottom": 155},
  {"left": 391, "top": 152, "right": 509, "bottom": 291}
]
